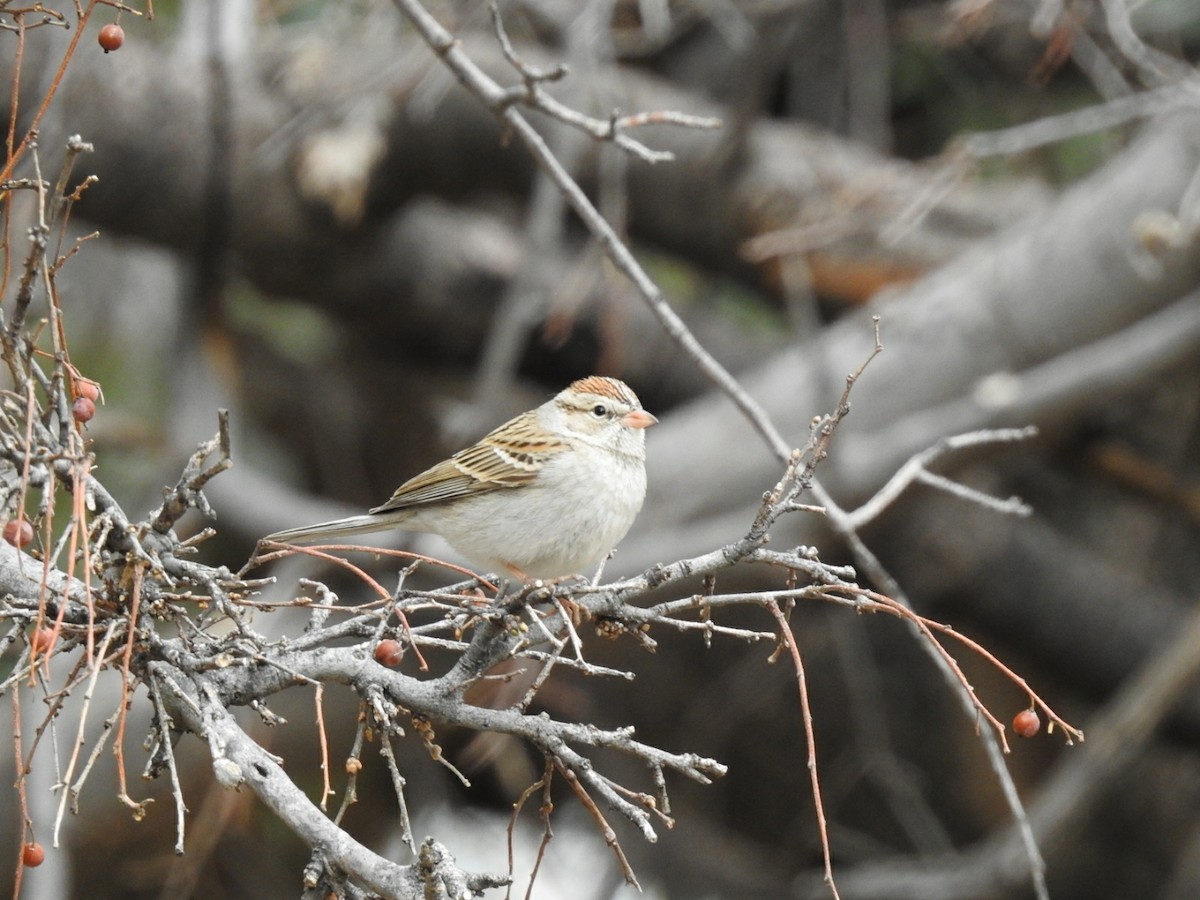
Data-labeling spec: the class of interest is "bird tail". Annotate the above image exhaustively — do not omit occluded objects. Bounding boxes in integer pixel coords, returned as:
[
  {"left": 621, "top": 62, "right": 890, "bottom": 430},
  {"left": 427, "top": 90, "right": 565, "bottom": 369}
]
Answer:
[{"left": 262, "top": 514, "right": 392, "bottom": 545}]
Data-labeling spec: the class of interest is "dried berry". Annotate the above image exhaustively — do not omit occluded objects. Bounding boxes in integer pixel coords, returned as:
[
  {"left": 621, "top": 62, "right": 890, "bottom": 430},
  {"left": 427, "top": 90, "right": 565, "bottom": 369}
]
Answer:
[
  {"left": 1013, "top": 708, "right": 1040, "bottom": 738},
  {"left": 72, "top": 396, "right": 96, "bottom": 424},
  {"left": 22, "top": 842, "right": 45, "bottom": 867},
  {"left": 74, "top": 378, "right": 100, "bottom": 402},
  {"left": 30, "top": 626, "right": 56, "bottom": 655},
  {"left": 373, "top": 639, "right": 404, "bottom": 667},
  {"left": 98, "top": 23, "right": 124, "bottom": 53},
  {"left": 4, "top": 518, "right": 34, "bottom": 547}
]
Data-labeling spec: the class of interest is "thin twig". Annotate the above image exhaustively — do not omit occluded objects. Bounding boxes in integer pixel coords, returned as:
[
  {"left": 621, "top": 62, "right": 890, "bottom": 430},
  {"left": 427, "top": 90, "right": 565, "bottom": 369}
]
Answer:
[
  {"left": 767, "top": 601, "right": 841, "bottom": 900},
  {"left": 845, "top": 426, "right": 1038, "bottom": 529},
  {"left": 376, "top": 723, "right": 418, "bottom": 854},
  {"left": 52, "top": 621, "right": 118, "bottom": 846},
  {"left": 314, "top": 683, "right": 333, "bottom": 811},
  {"left": 149, "top": 674, "right": 187, "bottom": 855},
  {"left": 555, "top": 759, "right": 640, "bottom": 890}
]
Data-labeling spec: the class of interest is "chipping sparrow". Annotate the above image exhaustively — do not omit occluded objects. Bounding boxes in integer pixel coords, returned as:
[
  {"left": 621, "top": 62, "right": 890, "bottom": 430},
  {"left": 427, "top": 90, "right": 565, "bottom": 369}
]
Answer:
[{"left": 265, "top": 376, "right": 656, "bottom": 580}]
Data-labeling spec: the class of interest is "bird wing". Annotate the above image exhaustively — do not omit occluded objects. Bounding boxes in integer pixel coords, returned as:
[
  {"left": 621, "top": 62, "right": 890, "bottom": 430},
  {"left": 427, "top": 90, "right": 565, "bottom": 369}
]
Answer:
[{"left": 368, "top": 411, "right": 565, "bottom": 514}]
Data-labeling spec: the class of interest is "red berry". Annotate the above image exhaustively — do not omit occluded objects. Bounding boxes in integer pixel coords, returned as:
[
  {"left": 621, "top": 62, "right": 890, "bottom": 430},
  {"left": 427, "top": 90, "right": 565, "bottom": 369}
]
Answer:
[
  {"left": 4, "top": 518, "right": 34, "bottom": 547},
  {"left": 22, "top": 842, "right": 45, "bottom": 867},
  {"left": 72, "top": 396, "right": 95, "bottom": 424},
  {"left": 98, "top": 23, "right": 124, "bottom": 53},
  {"left": 74, "top": 378, "right": 100, "bottom": 402},
  {"left": 1013, "top": 708, "right": 1040, "bottom": 738},
  {"left": 30, "top": 626, "right": 56, "bottom": 655},
  {"left": 373, "top": 639, "right": 404, "bottom": 667}
]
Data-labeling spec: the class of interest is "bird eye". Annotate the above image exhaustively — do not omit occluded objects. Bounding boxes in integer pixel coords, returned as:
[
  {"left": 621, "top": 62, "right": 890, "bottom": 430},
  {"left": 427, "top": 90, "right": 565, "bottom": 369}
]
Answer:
[{"left": 591, "top": 404, "right": 608, "bottom": 417}]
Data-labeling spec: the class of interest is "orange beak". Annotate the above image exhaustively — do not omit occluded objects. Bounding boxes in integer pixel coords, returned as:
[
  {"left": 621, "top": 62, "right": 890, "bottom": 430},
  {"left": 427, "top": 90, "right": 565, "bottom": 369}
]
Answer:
[{"left": 621, "top": 409, "right": 658, "bottom": 430}]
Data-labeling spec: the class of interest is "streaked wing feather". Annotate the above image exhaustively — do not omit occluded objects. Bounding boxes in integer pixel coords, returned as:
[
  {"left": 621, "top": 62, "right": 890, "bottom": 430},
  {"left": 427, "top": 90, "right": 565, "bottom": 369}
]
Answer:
[
  {"left": 369, "top": 411, "right": 565, "bottom": 514},
  {"left": 370, "top": 459, "right": 483, "bottom": 511}
]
